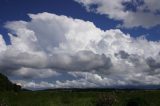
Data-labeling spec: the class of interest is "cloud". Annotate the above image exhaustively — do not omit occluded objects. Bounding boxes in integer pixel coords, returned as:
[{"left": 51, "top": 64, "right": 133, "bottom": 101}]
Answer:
[
  {"left": 142, "top": 0, "right": 160, "bottom": 12},
  {"left": 74, "top": 0, "right": 160, "bottom": 28},
  {"left": 13, "top": 71, "right": 160, "bottom": 89},
  {"left": 0, "top": 35, "right": 7, "bottom": 52},
  {"left": 12, "top": 80, "right": 55, "bottom": 89},
  {"left": 1, "top": 12, "right": 160, "bottom": 89},
  {"left": 13, "top": 72, "right": 108, "bottom": 89},
  {"left": 49, "top": 51, "right": 112, "bottom": 72},
  {"left": 115, "top": 50, "right": 130, "bottom": 59},
  {"left": 1, "top": 12, "right": 112, "bottom": 80},
  {"left": 13, "top": 68, "right": 60, "bottom": 79}
]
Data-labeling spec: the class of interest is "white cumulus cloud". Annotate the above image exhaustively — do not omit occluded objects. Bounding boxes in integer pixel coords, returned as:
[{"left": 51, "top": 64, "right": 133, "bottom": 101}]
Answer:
[{"left": 0, "top": 12, "right": 160, "bottom": 89}]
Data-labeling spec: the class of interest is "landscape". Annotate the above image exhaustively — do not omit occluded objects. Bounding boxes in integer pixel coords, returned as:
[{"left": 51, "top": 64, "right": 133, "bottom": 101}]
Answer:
[
  {"left": 0, "top": 0, "right": 160, "bottom": 106},
  {"left": 1, "top": 73, "right": 160, "bottom": 106}
]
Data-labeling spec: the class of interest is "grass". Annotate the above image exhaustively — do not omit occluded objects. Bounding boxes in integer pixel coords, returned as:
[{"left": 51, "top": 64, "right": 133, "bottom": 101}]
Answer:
[{"left": 0, "top": 90, "right": 160, "bottom": 106}]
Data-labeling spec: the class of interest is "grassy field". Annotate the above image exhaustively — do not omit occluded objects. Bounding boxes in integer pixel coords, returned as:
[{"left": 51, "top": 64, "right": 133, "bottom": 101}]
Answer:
[{"left": 0, "top": 90, "right": 160, "bottom": 106}]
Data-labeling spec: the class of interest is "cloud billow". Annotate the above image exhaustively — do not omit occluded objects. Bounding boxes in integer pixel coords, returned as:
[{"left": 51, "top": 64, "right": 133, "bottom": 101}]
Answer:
[{"left": 0, "top": 12, "right": 160, "bottom": 89}]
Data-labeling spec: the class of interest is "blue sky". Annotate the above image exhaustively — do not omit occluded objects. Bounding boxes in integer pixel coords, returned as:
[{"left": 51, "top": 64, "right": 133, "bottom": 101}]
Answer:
[
  {"left": 0, "top": 0, "right": 160, "bottom": 45},
  {"left": 1, "top": 0, "right": 160, "bottom": 89}
]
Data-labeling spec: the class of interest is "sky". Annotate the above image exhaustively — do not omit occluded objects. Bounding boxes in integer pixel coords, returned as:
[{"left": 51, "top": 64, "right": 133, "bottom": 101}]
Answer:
[{"left": 0, "top": 0, "right": 160, "bottom": 89}]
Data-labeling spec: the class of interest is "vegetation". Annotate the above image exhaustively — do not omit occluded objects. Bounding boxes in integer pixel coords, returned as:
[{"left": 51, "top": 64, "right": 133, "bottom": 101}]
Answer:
[
  {"left": 0, "top": 90, "right": 160, "bottom": 106},
  {"left": 0, "top": 73, "right": 21, "bottom": 92},
  {"left": 1, "top": 73, "right": 160, "bottom": 106}
]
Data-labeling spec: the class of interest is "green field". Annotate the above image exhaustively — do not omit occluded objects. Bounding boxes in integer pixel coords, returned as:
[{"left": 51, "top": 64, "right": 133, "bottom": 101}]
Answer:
[{"left": 0, "top": 90, "right": 160, "bottom": 106}]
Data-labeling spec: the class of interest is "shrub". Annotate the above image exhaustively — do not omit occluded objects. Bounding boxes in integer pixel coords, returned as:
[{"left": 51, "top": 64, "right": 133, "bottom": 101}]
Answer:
[
  {"left": 94, "top": 93, "right": 117, "bottom": 106},
  {"left": 125, "top": 97, "right": 149, "bottom": 106},
  {"left": 0, "top": 99, "right": 8, "bottom": 106}
]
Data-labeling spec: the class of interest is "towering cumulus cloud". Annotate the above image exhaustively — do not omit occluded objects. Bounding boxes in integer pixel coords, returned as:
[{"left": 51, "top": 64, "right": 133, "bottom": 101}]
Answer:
[{"left": 0, "top": 12, "right": 160, "bottom": 89}]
